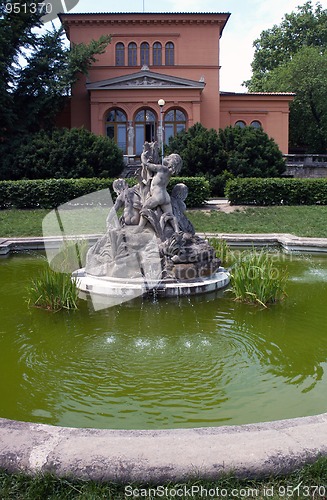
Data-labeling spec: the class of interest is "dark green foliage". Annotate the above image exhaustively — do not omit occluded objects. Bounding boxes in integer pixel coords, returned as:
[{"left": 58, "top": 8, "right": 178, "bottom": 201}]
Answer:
[
  {"left": 226, "top": 177, "right": 327, "bottom": 205},
  {"left": 13, "top": 26, "right": 111, "bottom": 133},
  {"left": 208, "top": 171, "right": 235, "bottom": 197},
  {"left": 0, "top": 128, "right": 124, "bottom": 180},
  {"left": 167, "top": 123, "right": 285, "bottom": 195},
  {"left": 168, "top": 176, "right": 210, "bottom": 207},
  {"left": 0, "top": 176, "right": 209, "bottom": 209},
  {"left": 252, "top": 46, "right": 327, "bottom": 153},
  {"left": 167, "top": 123, "right": 223, "bottom": 177},
  {"left": 0, "top": 0, "right": 43, "bottom": 135},
  {"left": 218, "top": 126, "right": 285, "bottom": 177}
]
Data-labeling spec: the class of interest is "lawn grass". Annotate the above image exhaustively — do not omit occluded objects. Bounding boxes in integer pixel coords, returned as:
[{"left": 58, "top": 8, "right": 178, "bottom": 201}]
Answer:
[
  {"left": 1, "top": 206, "right": 327, "bottom": 238},
  {"left": 0, "top": 456, "right": 326, "bottom": 499},
  {"left": 0, "top": 209, "right": 49, "bottom": 237},
  {"left": 187, "top": 205, "right": 327, "bottom": 238}
]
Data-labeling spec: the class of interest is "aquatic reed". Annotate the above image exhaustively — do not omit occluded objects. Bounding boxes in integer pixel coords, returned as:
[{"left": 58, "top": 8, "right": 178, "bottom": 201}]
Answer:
[
  {"left": 230, "top": 249, "right": 288, "bottom": 307},
  {"left": 209, "top": 237, "right": 234, "bottom": 268},
  {"left": 28, "top": 266, "right": 79, "bottom": 311}
]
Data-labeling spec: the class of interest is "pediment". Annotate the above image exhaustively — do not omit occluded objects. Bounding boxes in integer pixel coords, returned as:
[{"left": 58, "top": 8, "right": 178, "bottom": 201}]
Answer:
[{"left": 87, "top": 68, "right": 205, "bottom": 91}]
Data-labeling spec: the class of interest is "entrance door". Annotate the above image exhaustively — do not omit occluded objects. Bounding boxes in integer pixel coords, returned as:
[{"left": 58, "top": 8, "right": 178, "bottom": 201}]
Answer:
[
  {"left": 134, "top": 109, "right": 157, "bottom": 155},
  {"left": 105, "top": 109, "right": 127, "bottom": 154}
]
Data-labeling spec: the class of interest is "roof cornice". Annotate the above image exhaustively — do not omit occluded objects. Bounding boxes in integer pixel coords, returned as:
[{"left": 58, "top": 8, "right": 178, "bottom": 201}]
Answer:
[
  {"left": 220, "top": 91, "right": 295, "bottom": 97},
  {"left": 59, "top": 12, "right": 230, "bottom": 39}
]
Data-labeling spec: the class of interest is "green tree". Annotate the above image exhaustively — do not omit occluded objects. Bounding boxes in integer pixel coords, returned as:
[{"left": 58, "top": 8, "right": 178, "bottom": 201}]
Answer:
[
  {"left": 0, "top": 0, "right": 42, "bottom": 134},
  {"left": 244, "top": 1, "right": 327, "bottom": 152},
  {"left": 256, "top": 47, "right": 327, "bottom": 152},
  {"left": 245, "top": 1, "right": 327, "bottom": 91},
  {"left": 0, "top": 128, "right": 124, "bottom": 180},
  {"left": 0, "top": 0, "right": 110, "bottom": 137}
]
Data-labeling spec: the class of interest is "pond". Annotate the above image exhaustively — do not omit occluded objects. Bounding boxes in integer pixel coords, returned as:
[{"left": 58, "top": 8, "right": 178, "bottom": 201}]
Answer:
[{"left": 1, "top": 251, "right": 327, "bottom": 429}]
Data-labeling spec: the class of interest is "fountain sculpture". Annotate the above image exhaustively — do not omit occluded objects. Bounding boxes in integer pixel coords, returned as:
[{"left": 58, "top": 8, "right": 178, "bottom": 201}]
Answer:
[{"left": 74, "top": 142, "right": 230, "bottom": 302}]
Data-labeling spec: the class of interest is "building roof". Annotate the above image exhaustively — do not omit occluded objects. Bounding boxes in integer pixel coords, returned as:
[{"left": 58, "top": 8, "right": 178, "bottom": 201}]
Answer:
[
  {"left": 59, "top": 12, "right": 231, "bottom": 39},
  {"left": 220, "top": 91, "right": 295, "bottom": 97},
  {"left": 59, "top": 11, "right": 230, "bottom": 16}
]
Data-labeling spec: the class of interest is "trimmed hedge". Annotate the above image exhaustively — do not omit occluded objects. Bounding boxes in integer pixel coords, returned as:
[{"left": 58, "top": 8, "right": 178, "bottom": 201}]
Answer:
[
  {"left": 168, "top": 176, "right": 210, "bottom": 208},
  {"left": 225, "top": 178, "right": 327, "bottom": 205},
  {"left": 0, "top": 177, "right": 210, "bottom": 210}
]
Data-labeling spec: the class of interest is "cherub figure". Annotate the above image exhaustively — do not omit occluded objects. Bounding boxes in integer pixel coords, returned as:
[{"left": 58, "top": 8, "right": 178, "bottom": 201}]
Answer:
[
  {"left": 138, "top": 153, "right": 182, "bottom": 235},
  {"left": 106, "top": 178, "right": 141, "bottom": 228}
]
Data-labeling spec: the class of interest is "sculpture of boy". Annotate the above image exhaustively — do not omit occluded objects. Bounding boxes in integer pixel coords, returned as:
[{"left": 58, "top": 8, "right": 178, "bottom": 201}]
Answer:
[{"left": 138, "top": 153, "right": 182, "bottom": 235}]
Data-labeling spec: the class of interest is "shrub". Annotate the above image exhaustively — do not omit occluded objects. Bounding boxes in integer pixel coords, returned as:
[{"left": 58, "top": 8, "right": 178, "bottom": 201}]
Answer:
[
  {"left": 230, "top": 249, "right": 288, "bottom": 307},
  {"left": 225, "top": 178, "right": 327, "bottom": 205},
  {"left": 0, "top": 176, "right": 209, "bottom": 209},
  {"left": 166, "top": 123, "right": 285, "bottom": 195},
  {"left": 0, "top": 128, "right": 124, "bottom": 180},
  {"left": 218, "top": 126, "right": 285, "bottom": 178},
  {"left": 168, "top": 176, "right": 210, "bottom": 207},
  {"left": 166, "top": 123, "right": 223, "bottom": 177},
  {"left": 209, "top": 170, "right": 235, "bottom": 197}
]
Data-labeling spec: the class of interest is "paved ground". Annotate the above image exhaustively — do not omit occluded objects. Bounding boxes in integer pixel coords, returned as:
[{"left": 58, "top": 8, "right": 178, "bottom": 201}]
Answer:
[{"left": 204, "top": 198, "right": 245, "bottom": 212}]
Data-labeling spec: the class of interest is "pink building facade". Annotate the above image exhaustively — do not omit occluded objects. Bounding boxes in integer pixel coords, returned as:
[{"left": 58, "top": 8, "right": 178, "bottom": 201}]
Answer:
[{"left": 60, "top": 12, "right": 293, "bottom": 155}]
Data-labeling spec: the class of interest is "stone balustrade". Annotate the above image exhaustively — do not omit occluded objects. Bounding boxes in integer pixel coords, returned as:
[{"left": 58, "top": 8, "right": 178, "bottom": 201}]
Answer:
[{"left": 283, "top": 154, "right": 327, "bottom": 178}]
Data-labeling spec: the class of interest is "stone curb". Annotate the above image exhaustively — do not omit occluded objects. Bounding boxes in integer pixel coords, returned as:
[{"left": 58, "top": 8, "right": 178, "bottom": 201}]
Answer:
[
  {"left": 0, "top": 235, "right": 101, "bottom": 256},
  {"left": 2, "top": 233, "right": 327, "bottom": 255},
  {"left": 0, "top": 414, "right": 327, "bottom": 482}
]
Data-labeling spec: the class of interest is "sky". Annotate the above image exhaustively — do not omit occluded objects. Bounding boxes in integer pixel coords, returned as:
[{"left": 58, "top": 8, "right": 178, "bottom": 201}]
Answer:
[{"left": 55, "top": 0, "right": 311, "bottom": 92}]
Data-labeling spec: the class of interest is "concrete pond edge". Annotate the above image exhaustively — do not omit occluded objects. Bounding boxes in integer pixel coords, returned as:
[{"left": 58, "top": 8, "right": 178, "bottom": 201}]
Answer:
[
  {"left": 2, "top": 232, "right": 327, "bottom": 255},
  {"left": 1, "top": 233, "right": 327, "bottom": 482},
  {"left": 0, "top": 414, "right": 327, "bottom": 483}
]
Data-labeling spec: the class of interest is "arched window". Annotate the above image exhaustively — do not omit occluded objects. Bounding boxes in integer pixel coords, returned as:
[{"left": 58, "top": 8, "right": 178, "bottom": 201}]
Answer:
[
  {"left": 115, "top": 43, "right": 125, "bottom": 66},
  {"left": 106, "top": 109, "right": 127, "bottom": 154},
  {"left": 153, "top": 42, "right": 162, "bottom": 66},
  {"left": 251, "top": 120, "right": 262, "bottom": 128},
  {"left": 165, "top": 42, "right": 174, "bottom": 65},
  {"left": 140, "top": 42, "right": 150, "bottom": 66},
  {"left": 135, "top": 108, "right": 157, "bottom": 155},
  {"left": 128, "top": 42, "right": 137, "bottom": 66},
  {"left": 234, "top": 120, "right": 246, "bottom": 128},
  {"left": 164, "top": 109, "right": 186, "bottom": 144}
]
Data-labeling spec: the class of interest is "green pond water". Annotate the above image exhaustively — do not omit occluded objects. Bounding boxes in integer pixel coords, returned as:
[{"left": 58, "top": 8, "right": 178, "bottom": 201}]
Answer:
[{"left": 1, "top": 251, "right": 327, "bottom": 429}]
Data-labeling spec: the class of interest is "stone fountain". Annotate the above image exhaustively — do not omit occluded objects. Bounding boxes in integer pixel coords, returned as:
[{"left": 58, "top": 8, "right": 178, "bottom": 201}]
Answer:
[{"left": 74, "top": 142, "right": 229, "bottom": 305}]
